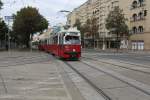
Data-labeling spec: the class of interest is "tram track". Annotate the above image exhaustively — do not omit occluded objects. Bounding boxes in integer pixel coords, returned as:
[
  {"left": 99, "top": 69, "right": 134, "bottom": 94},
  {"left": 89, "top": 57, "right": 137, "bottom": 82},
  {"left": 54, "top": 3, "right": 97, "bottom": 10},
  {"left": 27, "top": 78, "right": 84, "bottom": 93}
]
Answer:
[
  {"left": 64, "top": 61, "right": 112, "bottom": 100},
  {"left": 63, "top": 60, "right": 150, "bottom": 100},
  {"left": 113, "top": 54, "right": 150, "bottom": 62},
  {"left": 95, "top": 54, "right": 150, "bottom": 68},
  {"left": 82, "top": 56, "right": 150, "bottom": 75},
  {"left": 80, "top": 60, "right": 150, "bottom": 95},
  {"left": 0, "top": 73, "right": 8, "bottom": 94},
  {"left": 95, "top": 54, "right": 150, "bottom": 65}
]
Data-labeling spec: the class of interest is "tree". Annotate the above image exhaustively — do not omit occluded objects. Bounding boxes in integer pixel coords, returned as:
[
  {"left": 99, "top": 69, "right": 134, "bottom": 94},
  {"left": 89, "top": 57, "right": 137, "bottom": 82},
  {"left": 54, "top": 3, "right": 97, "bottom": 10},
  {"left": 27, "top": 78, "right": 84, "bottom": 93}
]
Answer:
[
  {"left": 0, "top": 19, "right": 8, "bottom": 41},
  {"left": 0, "top": 0, "right": 6, "bottom": 40},
  {"left": 79, "top": 18, "right": 99, "bottom": 48},
  {"left": 73, "top": 19, "right": 84, "bottom": 39},
  {"left": 0, "top": 0, "right": 2, "bottom": 10},
  {"left": 91, "top": 17, "right": 99, "bottom": 39},
  {"left": 82, "top": 18, "right": 99, "bottom": 39},
  {"left": 13, "top": 6, "right": 48, "bottom": 47},
  {"left": 73, "top": 19, "right": 81, "bottom": 30},
  {"left": 105, "top": 6, "right": 128, "bottom": 50},
  {"left": 0, "top": 19, "right": 8, "bottom": 48}
]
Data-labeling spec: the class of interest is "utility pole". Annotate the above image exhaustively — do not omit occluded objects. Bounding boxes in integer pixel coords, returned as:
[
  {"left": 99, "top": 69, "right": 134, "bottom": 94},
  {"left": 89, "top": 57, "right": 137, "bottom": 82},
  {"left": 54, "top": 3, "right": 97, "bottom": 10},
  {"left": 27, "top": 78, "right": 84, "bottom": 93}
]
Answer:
[{"left": 5, "top": 16, "right": 14, "bottom": 52}]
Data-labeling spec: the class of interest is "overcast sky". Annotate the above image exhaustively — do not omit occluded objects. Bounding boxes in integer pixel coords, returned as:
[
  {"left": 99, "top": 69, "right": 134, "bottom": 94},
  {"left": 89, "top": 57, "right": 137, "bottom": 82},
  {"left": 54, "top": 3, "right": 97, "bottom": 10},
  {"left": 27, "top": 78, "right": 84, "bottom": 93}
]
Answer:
[{"left": 0, "top": 0, "right": 87, "bottom": 26}]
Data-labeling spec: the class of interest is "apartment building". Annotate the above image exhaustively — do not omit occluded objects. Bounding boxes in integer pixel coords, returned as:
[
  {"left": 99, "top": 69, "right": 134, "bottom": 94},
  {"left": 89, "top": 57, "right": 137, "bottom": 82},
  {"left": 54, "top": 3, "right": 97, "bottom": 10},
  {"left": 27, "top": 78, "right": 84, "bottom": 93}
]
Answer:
[
  {"left": 67, "top": 0, "right": 124, "bottom": 49},
  {"left": 67, "top": 0, "right": 150, "bottom": 50},
  {"left": 93, "top": 0, "right": 125, "bottom": 49},
  {"left": 67, "top": 0, "right": 94, "bottom": 48},
  {"left": 129, "top": 0, "right": 150, "bottom": 50},
  {"left": 67, "top": 1, "right": 91, "bottom": 27},
  {"left": 67, "top": 11, "right": 78, "bottom": 27}
]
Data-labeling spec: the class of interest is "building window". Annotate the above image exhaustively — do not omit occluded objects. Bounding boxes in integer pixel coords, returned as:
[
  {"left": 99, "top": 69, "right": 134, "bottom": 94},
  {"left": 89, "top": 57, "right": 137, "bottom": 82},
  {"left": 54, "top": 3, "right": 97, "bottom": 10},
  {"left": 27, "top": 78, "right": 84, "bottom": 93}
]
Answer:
[
  {"left": 139, "top": 0, "right": 144, "bottom": 6},
  {"left": 132, "top": 1, "right": 138, "bottom": 8},
  {"left": 138, "top": 12, "right": 143, "bottom": 20},
  {"left": 144, "top": 10, "right": 147, "bottom": 16},
  {"left": 131, "top": 40, "right": 144, "bottom": 50},
  {"left": 138, "top": 26, "right": 144, "bottom": 33},
  {"left": 133, "top": 27, "right": 137, "bottom": 34},
  {"left": 133, "top": 14, "right": 137, "bottom": 21}
]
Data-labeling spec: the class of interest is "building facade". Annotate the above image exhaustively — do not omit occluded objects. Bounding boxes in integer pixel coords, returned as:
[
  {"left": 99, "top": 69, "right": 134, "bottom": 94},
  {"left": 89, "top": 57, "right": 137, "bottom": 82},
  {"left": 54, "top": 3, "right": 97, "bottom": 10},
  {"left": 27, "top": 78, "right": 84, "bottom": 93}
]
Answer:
[
  {"left": 129, "top": 0, "right": 150, "bottom": 50},
  {"left": 67, "top": 0, "right": 150, "bottom": 50},
  {"left": 67, "top": 1, "right": 92, "bottom": 27}
]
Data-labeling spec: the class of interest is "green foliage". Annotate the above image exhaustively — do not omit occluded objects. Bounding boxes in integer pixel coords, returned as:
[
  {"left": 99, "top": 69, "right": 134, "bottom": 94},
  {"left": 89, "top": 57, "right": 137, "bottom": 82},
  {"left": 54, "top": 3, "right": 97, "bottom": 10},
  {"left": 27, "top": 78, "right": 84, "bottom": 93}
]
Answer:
[
  {"left": 0, "top": 1, "right": 7, "bottom": 41},
  {"left": 73, "top": 19, "right": 84, "bottom": 39},
  {"left": 13, "top": 6, "right": 48, "bottom": 47},
  {"left": 105, "top": 6, "right": 128, "bottom": 35},
  {"left": 0, "top": 0, "right": 2, "bottom": 10},
  {"left": 73, "top": 18, "right": 99, "bottom": 40},
  {"left": 91, "top": 18, "right": 99, "bottom": 38},
  {"left": 84, "top": 19, "right": 91, "bottom": 33},
  {"left": 106, "top": 7, "right": 128, "bottom": 49},
  {"left": 81, "top": 18, "right": 99, "bottom": 38},
  {"left": 73, "top": 19, "right": 81, "bottom": 30},
  {"left": 0, "top": 19, "right": 8, "bottom": 40}
]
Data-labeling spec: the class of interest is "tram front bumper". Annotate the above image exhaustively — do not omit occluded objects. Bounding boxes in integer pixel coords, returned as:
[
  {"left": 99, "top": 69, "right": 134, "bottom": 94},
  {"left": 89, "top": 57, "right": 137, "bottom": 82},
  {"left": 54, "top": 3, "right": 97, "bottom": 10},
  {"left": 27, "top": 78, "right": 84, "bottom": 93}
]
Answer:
[{"left": 64, "top": 52, "right": 81, "bottom": 58}]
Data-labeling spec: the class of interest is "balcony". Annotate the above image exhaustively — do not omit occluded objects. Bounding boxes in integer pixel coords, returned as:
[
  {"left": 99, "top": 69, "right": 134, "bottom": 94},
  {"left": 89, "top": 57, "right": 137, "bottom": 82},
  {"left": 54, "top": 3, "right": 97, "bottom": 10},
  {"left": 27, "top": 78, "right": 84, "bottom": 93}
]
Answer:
[
  {"left": 129, "top": 28, "right": 144, "bottom": 35},
  {"left": 130, "top": 16, "right": 146, "bottom": 22},
  {"left": 131, "top": 1, "right": 146, "bottom": 10}
]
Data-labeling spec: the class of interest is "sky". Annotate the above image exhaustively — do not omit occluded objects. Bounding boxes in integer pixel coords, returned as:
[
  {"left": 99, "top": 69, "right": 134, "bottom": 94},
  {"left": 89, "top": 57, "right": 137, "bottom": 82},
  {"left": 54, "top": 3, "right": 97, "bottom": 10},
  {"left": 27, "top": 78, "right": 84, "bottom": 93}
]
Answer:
[{"left": 0, "top": 0, "right": 87, "bottom": 26}]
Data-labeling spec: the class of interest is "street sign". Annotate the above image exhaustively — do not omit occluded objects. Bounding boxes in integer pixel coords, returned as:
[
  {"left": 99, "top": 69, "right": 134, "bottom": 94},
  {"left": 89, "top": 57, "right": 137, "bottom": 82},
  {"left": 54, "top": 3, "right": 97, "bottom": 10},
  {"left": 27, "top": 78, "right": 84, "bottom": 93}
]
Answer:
[{"left": 4, "top": 16, "right": 14, "bottom": 22}]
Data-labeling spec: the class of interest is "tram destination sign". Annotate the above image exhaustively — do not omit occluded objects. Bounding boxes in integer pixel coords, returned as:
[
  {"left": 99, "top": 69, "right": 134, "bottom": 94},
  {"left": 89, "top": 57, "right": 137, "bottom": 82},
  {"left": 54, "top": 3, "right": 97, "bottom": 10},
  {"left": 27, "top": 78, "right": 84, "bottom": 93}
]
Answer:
[{"left": 70, "top": 32, "right": 79, "bottom": 35}]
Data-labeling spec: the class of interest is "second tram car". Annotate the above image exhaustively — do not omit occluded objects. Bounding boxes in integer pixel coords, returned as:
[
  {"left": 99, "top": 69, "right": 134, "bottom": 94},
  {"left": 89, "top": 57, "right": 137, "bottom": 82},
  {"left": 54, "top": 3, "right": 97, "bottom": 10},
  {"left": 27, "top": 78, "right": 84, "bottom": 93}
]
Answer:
[{"left": 38, "top": 27, "right": 81, "bottom": 60}]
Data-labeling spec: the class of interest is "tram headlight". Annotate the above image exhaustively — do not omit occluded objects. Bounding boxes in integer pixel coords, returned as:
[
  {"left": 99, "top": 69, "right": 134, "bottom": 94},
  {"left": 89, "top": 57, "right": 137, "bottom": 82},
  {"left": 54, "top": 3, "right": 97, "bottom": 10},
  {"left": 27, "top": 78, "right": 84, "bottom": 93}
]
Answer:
[{"left": 64, "top": 45, "right": 69, "bottom": 49}]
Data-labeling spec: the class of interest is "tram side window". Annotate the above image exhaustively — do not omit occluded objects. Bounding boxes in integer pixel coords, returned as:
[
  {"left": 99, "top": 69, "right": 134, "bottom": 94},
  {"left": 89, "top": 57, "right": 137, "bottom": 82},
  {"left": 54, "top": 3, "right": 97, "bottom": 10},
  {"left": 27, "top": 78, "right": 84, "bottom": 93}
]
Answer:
[
  {"left": 49, "top": 39, "right": 51, "bottom": 44},
  {"left": 59, "top": 35, "right": 63, "bottom": 44},
  {"left": 41, "top": 40, "right": 43, "bottom": 45},
  {"left": 53, "top": 36, "right": 58, "bottom": 44},
  {"left": 47, "top": 39, "right": 49, "bottom": 44},
  {"left": 49, "top": 37, "right": 52, "bottom": 44},
  {"left": 44, "top": 40, "right": 47, "bottom": 45}
]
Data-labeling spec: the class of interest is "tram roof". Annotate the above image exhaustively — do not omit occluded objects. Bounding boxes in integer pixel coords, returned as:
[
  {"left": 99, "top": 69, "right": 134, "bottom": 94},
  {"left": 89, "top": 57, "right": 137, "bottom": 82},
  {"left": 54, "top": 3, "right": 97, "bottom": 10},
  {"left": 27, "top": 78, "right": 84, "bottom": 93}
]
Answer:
[
  {"left": 58, "top": 27, "right": 80, "bottom": 33},
  {"left": 51, "top": 26, "right": 80, "bottom": 37}
]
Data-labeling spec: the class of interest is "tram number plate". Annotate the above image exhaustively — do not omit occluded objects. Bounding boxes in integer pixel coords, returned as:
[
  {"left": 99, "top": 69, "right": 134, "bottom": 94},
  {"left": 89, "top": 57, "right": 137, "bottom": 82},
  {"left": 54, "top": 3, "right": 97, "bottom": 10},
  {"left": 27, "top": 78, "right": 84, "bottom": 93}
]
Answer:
[{"left": 71, "top": 54, "right": 76, "bottom": 58}]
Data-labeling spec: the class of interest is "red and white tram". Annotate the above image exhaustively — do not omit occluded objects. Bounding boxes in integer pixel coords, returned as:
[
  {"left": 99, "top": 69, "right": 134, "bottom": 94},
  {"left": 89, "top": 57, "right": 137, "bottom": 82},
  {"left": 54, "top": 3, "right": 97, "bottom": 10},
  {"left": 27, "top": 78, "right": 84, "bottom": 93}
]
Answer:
[{"left": 38, "top": 27, "right": 81, "bottom": 60}]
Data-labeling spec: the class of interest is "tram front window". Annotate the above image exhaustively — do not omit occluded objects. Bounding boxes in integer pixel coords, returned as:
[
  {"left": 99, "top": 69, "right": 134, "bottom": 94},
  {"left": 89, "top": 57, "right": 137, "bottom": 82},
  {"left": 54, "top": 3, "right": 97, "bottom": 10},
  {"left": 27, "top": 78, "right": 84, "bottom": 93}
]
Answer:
[{"left": 65, "top": 36, "right": 80, "bottom": 44}]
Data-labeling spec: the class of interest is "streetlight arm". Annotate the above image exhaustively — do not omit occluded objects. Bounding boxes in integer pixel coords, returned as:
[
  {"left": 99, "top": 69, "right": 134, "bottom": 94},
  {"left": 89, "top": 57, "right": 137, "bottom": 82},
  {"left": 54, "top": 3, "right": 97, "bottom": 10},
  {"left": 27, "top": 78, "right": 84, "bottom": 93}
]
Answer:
[{"left": 59, "top": 10, "right": 70, "bottom": 13}]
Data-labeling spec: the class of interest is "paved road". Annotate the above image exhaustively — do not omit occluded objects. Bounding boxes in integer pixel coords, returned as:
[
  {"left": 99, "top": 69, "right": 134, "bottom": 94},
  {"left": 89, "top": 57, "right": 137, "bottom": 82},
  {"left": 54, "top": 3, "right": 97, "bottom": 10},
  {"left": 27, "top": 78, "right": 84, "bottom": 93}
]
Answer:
[
  {"left": 82, "top": 49, "right": 150, "bottom": 66},
  {"left": 82, "top": 49, "right": 150, "bottom": 99},
  {"left": 0, "top": 51, "right": 105, "bottom": 100},
  {"left": 0, "top": 50, "right": 150, "bottom": 100}
]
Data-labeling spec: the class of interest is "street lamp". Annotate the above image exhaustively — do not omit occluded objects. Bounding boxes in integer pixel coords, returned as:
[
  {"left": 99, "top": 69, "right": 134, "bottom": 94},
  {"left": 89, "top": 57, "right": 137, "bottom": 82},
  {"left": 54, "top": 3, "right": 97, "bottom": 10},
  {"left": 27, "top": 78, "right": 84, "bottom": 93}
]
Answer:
[
  {"left": 4, "top": 16, "right": 14, "bottom": 51},
  {"left": 102, "top": 32, "right": 106, "bottom": 50},
  {"left": 57, "top": 10, "right": 72, "bottom": 29},
  {"left": 59, "top": 10, "right": 70, "bottom": 13}
]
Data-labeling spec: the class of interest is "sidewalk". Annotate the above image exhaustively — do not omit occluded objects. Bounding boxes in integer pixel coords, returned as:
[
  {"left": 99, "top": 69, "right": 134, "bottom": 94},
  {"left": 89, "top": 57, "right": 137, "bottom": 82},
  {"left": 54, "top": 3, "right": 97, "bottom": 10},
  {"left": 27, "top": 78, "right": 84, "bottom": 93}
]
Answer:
[{"left": 0, "top": 53, "right": 72, "bottom": 100}]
